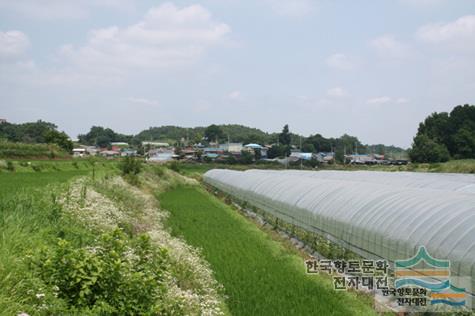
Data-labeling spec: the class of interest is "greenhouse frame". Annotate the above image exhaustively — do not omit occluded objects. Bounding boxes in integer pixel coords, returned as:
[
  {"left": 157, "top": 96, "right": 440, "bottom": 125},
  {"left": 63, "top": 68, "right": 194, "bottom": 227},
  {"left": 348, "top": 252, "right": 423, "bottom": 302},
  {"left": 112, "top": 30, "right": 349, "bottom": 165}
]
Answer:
[{"left": 203, "top": 169, "right": 475, "bottom": 297}]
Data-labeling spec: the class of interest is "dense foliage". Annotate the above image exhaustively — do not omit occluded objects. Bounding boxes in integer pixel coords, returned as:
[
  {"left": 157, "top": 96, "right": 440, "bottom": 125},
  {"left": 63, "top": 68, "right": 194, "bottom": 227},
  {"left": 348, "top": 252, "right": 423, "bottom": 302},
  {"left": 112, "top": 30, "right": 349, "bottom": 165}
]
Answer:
[
  {"left": 204, "top": 124, "right": 225, "bottom": 143},
  {"left": 135, "top": 124, "right": 273, "bottom": 145},
  {"left": 0, "top": 120, "right": 73, "bottom": 151},
  {"left": 32, "top": 229, "right": 168, "bottom": 314},
  {"left": 78, "top": 126, "right": 133, "bottom": 148},
  {"left": 409, "top": 104, "right": 475, "bottom": 162}
]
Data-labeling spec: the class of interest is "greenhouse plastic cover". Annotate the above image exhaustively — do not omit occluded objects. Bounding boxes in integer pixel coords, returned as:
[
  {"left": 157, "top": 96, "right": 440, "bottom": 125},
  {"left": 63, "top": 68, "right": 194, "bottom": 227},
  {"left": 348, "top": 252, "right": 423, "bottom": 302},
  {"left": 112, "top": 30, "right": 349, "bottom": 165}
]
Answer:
[{"left": 203, "top": 169, "right": 475, "bottom": 293}]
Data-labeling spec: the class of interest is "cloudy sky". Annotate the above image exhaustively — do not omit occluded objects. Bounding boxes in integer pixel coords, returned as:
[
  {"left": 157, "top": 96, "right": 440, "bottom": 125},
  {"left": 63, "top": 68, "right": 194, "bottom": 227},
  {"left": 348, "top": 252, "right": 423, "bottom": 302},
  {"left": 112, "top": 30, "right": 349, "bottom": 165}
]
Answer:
[{"left": 1, "top": 0, "right": 474, "bottom": 147}]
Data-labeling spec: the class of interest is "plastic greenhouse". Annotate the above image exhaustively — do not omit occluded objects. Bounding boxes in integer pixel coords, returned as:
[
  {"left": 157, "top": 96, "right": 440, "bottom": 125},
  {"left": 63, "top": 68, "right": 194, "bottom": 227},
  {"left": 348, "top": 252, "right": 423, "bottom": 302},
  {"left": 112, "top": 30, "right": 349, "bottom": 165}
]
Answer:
[{"left": 203, "top": 169, "right": 475, "bottom": 295}]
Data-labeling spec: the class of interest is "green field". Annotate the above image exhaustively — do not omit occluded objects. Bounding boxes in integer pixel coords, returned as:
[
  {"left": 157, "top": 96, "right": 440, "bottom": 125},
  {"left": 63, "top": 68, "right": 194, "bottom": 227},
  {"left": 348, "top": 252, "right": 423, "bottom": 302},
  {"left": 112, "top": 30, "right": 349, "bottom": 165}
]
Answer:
[{"left": 160, "top": 186, "right": 375, "bottom": 316}]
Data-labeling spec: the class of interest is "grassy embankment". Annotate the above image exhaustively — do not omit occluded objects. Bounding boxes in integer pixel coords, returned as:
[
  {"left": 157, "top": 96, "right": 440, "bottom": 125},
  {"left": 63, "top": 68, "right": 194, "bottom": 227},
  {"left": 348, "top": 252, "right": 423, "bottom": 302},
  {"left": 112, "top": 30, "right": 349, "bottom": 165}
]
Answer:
[
  {"left": 0, "top": 141, "right": 70, "bottom": 160},
  {"left": 160, "top": 185, "right": 376, "bottom": 316},
  {"left": 0, "top": 162, "right": 228, "bottom": 315},
  {"left": 0, "top": 164, "right": 100, "bottom": 314}
]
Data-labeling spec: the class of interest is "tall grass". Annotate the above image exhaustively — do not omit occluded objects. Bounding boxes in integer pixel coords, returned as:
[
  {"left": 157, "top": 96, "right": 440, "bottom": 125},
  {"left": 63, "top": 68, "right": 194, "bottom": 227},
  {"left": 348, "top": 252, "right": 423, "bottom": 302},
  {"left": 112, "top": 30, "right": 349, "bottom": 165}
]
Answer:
[
  {"left": 0, "top": 171, "right": 95, "bottom": 314},
  {"left": 160, "top": 186, "right": 376, "bottom": 316},
  {"left": 0, "top": 141, "right": 69, "bottom": 159}
]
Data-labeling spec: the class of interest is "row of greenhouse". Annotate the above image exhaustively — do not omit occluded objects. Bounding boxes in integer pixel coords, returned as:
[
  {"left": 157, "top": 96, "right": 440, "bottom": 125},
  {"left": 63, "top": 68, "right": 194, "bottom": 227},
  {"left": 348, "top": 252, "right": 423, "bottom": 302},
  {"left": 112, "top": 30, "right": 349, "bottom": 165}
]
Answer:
[{"left": 203, "top": 169, "right": 475, "bottom": 296}]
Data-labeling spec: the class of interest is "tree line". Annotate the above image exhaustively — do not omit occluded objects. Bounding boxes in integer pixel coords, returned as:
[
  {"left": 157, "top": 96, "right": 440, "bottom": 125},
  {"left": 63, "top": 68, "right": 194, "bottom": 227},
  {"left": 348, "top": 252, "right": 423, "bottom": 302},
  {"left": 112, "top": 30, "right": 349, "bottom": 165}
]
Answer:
[
  {"left": 0, "top": 120, "right": 73, "bottom": 152},
  {"left": 409, "top": 104, "right": 475, "bottom": 163}
]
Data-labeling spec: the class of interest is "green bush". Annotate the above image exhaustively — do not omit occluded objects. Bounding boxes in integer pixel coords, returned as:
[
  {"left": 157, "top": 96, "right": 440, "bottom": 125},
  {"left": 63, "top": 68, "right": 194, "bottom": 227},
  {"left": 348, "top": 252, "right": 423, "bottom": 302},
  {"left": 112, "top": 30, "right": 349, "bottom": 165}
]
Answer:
[
  {"left": 6, "top": 161, "right": 15, "bottom": 172},
  {"left": 19, "top": 161, "right": 29, "bottom": 167},
  {"left": 31, "top": 229, "right": 168, "bottom": 314},
  {"left": 31, "top": 164, "right": 43, "bottom": 172},
  {"left": 167, "top": 161, "right": 180, "bottom": 173},
  {"left": 119, "top": 157, "right": 142, "bottom": 176}
]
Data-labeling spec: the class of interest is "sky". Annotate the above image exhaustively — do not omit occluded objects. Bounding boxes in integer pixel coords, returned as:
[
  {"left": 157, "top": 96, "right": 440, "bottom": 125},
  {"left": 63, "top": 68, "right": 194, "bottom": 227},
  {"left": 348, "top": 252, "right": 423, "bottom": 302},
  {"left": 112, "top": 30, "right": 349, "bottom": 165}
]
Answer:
[{"left": 0, "top": 0, "right": 474, "bottom": 148}]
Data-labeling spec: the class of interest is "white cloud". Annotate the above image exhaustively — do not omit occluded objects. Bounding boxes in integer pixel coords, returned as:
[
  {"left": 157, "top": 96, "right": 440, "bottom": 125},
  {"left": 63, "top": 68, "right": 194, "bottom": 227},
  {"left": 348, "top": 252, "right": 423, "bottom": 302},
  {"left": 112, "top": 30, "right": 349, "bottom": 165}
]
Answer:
[
  {"left": 0, "top": 30, "right": 30, "bottom": 59},
  {"left": 327, "top": 87, "right": 348, "bottom": 98},
  {"left": 366, "top": 96, "right": 408, "bottom": 105},
  {"left": 0, "top": 0, "right": 134, "bottom": 19},
  {"left": 325, "top": 53, "right": 355, "bottom": 70},
  {"left": 227, "top": 90, "right": 241, "bottom": 100},
  {"left": 57, "top": 3, "right": 230, "bottom": 77},
  {"left": 370, "top": 35, "right": 411, "bottom": 59},
  {"left": 264, "top": 0, "right": 315, "bottom": 17},
  {"left": 127, "top": 97, "right": 159, "bottom": 106},
  {"left": 416, "top": 15, "right": 475, "bottom": 47}
]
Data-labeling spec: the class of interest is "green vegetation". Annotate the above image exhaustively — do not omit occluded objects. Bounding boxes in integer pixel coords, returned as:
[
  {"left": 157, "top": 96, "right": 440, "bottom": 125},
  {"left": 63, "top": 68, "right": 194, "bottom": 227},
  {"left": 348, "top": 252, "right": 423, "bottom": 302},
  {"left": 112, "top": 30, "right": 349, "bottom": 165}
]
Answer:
[
  {"left": 0, "top": 159, "right": 116, "bottom": 175},
  {"left": 0, "top": 120, "right": 73, "bottom": 151},
  {"left": 0, "top": 141, "right": 70, "bottom": 159},
  {"left": 161, "top": 186, "right": 375, "bottom": 316},
  {"left": 78, "top": 126, "right": 134, "bottom": 148},
  {"left": 204, "top": 124, "right": 225, "bottom": 143},
  {"left": 409, "top": 104, "right": 475, "bottom": 162},
  {"left": 0, "top": 162, "right": 229, "bottom": 315},
  {"left": 32, "top": 229, "right": 168, "bottom": 314},
  {"left": 118, "top": 156, "right": 143, "bottom": 185},
  {"left": 0, "top": 170, "right": 93, "bottom": 314},
  {"left": 136, "top": 124, "right": 272, "bottom": 145}
]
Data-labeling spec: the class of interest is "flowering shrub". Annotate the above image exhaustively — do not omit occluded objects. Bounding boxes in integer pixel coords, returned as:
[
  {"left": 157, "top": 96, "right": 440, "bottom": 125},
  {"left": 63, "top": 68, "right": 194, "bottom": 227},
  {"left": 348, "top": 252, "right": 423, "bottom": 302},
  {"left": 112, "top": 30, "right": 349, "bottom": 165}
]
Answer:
[{"left": 31, "top": 229, "right": 169, "bottom": 315}]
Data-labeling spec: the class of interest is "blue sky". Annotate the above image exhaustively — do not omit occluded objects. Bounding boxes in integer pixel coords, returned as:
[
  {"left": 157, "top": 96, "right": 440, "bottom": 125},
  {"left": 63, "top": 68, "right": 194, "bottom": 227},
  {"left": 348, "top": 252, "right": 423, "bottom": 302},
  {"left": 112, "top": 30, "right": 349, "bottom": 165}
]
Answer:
[{"left": 0, "top": 0, "right": 474, "bottom": 147}]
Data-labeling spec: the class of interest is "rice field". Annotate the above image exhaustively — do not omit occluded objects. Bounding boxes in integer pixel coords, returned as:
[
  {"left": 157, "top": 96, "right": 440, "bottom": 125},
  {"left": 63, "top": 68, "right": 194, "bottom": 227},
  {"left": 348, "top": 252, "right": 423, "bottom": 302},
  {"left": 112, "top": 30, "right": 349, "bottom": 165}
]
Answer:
[
  {"left": 160, "top": 186, "right": 376, "bottom": 316},
  {"left": 1, "top": 161, "right": 381, "bottom": 315}
]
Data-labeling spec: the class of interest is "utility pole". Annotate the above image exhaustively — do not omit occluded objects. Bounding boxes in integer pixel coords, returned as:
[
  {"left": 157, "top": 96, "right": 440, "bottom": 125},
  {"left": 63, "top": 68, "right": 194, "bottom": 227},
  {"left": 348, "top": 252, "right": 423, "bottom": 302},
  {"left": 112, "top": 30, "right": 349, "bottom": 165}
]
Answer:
[{"left": 300, "top": 136, "right": 303, "bottom": 170}]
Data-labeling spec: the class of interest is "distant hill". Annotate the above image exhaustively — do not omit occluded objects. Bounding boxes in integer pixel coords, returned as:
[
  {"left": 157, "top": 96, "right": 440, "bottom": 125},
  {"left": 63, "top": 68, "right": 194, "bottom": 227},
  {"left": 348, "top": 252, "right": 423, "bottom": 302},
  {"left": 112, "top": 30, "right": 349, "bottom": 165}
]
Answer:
[
  {"left": 135, "top": 124, "right": 273, "bottom": 145},
  {"left": 135, "top": 124, "right": 407, "bottom": 157}
]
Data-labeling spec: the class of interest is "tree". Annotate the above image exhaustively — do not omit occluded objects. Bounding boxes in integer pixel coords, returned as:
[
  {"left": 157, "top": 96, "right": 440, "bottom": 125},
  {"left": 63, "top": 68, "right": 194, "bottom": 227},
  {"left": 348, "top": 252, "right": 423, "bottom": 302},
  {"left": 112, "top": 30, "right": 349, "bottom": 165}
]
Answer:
[
  {"left": 0, "top": 120, "right": 73, "bottom": 152},
  {"left": 78, "top": 126, "right": 132, "bottom": 147},
  {"left": 240, "top": 150, "right": 254, "bottom": 164},
  {"left": 451, "top": 127, "right": 475, "bottom": 159},
  {"left": 96, "top": 135, "right": 112, "bottom": 148},
  {"left": 409, "top": 134, "right": 450, "bottom": 163},
  {"left": 417, "top": 112, "right": 452, "bottom": 146},
  {"left": 278, "top": 124, "right": 291, "bottom": 146},
  {"left": 302, "top": 143, "right": 315, "bottom": 153},
  {"left": 267, "top": 144, "right": 286, "bottom": 159},
  {"left": 242, "top": 133, "right": 265, "bottom": 145},
  {"left": 410, "top": 104, "right": 475, "bottom": 161},
  {"left": 204, "top": 124, "right": 224, "bottom": 143},
  {"left": 44, "top": 130, "right": 73, "bottom": 152},
  {"left": 193, "top": 132, "right": 204, "bottom": 144}
]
